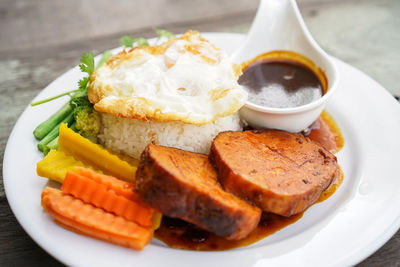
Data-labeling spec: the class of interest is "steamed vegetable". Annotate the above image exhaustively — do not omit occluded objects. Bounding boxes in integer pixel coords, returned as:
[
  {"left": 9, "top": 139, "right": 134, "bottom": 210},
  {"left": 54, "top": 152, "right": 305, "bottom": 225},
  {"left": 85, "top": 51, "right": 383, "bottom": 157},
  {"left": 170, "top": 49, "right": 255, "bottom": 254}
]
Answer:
[
  {"left": 73, "top": 167, "right": 137, "bottom": 201},
  {"left": 37, "top": 124, "right": 137, "bottom": 183},
  {"left": 33, "top": 102, "right": 73, "bottom": 140},
  {"left": 72, "top": 168, "right": 162, "bottom": 229},
  {"left": 43, "top": 137, "right": 58, "bottom": 155},
  {"left": 70, "top": 92, "right": 100, "bottom": 142},
  {"left": 42, "top": 123, "right": 78, "bottom": 155},
  {"left": 57, "top": 123, "right": 137, "bottom": 182},
  {"left": 41, "top": 187, "right": 153, "bottom": 250},
  {"left": 62, "top": 168, "right": 156, "bottom": 227},
  {"left": 37, "top": 112, "right": 74, "bottom": 152},
  {"left": 36, "top": 149, "right": 98, "bottom": 183}
]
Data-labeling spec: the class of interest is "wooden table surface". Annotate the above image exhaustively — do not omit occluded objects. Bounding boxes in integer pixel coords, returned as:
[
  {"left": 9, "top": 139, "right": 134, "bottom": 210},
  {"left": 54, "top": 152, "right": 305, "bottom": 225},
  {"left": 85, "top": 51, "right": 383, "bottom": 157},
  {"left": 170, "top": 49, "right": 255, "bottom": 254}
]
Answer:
[{"left": 1, "top": 0, "right": 399, "bottom": 266}]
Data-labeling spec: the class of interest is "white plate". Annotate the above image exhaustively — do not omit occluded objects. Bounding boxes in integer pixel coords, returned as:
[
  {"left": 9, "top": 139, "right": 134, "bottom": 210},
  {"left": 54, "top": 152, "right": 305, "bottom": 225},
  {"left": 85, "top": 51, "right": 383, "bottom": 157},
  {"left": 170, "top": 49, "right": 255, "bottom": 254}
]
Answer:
[{"left": 3, "top": 33, "right": 400, "bottom": 267}]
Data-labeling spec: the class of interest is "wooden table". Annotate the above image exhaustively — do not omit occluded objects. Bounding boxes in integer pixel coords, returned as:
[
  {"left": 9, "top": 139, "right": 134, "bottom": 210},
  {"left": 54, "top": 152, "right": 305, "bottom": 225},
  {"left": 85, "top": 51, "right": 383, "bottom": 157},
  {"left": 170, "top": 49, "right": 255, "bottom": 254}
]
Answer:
[{"left": 1, "top": 0, "right": 399, "bottom": 265}]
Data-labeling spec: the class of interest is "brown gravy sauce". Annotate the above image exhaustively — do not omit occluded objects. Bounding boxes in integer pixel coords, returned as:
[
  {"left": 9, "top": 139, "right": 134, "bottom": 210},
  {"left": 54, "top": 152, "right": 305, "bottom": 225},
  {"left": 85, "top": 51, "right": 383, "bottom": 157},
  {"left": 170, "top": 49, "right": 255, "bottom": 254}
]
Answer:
[
  {"left": 238, "top": 50, "right": 328, "bottom": 108},
  {"left": 154, "top": 111, "right": 344, "bottom": 251},
  {"left": 304, "top": 110, "right": 344, "bottom": 154}
]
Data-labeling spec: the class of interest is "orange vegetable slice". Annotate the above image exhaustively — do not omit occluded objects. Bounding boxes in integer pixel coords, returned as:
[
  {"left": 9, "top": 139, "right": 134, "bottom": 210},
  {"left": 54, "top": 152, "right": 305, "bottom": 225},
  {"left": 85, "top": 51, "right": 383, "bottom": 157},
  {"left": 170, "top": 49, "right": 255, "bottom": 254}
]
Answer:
[
  {"left": 73, "top": 167, "right": 139, "bottom": 201},
  {"left": 41, "top": 187, "right": 153, "bottom": 250},
  {"left": 62, "top": 170, "right": 154, "bottom": 227}
]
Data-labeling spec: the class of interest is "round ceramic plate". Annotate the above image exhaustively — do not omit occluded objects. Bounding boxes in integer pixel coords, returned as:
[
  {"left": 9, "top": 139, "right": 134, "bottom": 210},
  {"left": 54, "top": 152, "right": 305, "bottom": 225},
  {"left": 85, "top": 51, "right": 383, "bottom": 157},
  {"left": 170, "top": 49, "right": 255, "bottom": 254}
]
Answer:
[{"left": 3, "top": 33, "right": 400, "bottom": 267}]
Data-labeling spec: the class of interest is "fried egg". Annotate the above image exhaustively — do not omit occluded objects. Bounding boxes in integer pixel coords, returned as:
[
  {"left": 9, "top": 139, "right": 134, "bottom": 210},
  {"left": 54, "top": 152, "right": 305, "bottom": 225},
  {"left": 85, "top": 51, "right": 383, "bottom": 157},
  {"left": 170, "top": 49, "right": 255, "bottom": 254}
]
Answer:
[{"left": 88, "top": 30, "right": 247, "bottom": 125}]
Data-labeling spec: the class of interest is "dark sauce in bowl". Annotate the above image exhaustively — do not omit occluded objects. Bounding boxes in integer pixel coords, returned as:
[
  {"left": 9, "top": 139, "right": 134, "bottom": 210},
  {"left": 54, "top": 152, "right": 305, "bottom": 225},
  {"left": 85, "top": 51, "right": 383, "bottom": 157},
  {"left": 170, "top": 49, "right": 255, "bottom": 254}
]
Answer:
[{"left": 238, "top": 51, "right": 327, "bottom": 108}]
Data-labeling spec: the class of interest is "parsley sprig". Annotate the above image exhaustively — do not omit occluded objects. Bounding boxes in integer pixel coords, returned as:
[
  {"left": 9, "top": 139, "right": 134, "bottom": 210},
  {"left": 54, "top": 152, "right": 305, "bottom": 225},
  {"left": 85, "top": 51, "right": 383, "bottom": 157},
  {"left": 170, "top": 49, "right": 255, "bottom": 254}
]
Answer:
[{"left": 77, "top": 52, "right": 95, "bottom": 92}]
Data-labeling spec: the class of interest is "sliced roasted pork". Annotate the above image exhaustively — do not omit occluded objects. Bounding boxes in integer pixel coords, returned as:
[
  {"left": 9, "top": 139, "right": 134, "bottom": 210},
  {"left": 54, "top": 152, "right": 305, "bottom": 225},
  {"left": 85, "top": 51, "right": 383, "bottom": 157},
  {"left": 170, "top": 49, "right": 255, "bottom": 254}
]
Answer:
[
  {"left": 135, "top": 144, "right": 261, "bottom": 240},
  {"left": 210, "top": 130, "right": 339, "bottom": 217}
]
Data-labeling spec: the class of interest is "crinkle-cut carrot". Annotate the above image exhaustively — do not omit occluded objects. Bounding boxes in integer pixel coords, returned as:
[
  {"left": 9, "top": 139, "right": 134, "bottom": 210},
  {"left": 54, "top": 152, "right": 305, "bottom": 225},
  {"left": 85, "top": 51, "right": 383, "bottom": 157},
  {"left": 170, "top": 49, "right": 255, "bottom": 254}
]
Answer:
[
  {"left": 58, "top": 123, "right": 136, "bottom": 182},
  {"left": 62, "top": 170, "right": 154, "bottom": 227},
  {"left": 36, "top": 150, "right": 99, "bottom": 184},
  {"left": 41, "top": 187, "right": 153, "bottom": 250},
  {"left": 71, "top": 167, "right": 163, "bottom": 229},
  {"left": 73, "top": 167, "right": 139, "bottom": 202}
]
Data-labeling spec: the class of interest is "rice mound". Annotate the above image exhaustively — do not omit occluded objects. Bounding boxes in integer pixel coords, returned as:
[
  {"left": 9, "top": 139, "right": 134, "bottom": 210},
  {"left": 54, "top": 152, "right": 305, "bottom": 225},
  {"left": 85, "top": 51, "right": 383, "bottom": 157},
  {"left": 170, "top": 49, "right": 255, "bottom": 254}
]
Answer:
[{"left": 99, "top": 113, "right": 242, "bottom": 159}]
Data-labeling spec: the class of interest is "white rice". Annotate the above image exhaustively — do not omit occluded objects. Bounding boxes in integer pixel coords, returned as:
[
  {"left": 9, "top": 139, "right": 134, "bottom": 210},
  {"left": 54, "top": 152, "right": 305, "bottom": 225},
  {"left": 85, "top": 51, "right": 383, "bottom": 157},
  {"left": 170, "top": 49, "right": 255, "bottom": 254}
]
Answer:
[{"left": 99, "top": 113, "right": 242, "bottom": 159}]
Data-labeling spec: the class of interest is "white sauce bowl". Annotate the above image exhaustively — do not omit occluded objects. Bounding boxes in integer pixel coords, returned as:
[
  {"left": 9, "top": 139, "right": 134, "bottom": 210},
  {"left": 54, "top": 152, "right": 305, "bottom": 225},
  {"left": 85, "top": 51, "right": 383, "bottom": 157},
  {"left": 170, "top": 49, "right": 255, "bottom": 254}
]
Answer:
[{"left": 232, "top": 0, "right": 339, "bottom": 132}]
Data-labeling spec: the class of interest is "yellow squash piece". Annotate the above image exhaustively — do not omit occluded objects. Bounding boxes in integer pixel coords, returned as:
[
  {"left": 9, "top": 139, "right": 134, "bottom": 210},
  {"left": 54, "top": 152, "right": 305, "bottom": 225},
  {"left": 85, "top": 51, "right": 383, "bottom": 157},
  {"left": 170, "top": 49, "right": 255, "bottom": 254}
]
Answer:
[
  {"left": 37, "top": 150, "right": 98, "bottom": 183},
  {"left": 152, "top": 212, "right": 162, "bottom": 230},
  {"left": 57, "top": 123, "right": 137, "bottom": 182}
]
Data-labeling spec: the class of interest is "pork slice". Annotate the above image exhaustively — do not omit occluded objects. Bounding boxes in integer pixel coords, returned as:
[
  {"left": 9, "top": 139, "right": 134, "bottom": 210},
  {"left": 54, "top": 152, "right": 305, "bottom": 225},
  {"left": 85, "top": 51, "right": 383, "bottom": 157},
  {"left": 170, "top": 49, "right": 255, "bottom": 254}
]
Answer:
[
  {"left": 209, "top": 130, "right": 339, "bottom": 217},
  {"left": 135, "top": 144, "right": 261, "bottom": 240}
]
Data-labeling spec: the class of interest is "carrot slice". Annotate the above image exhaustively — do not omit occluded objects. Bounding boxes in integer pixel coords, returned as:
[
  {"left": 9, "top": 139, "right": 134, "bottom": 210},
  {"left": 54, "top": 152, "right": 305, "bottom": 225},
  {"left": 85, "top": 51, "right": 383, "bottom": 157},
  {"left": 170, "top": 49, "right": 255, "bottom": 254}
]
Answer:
[
  {"left": 41, "top": 187, "right": 153, "bottom": 250},
  {"left": 62, "top": 170, "right": 154, "bottom": 227},
  {"left": 66, "top": 167, "right": 162, "bottom": 228},
  {"left": 72, "top": 167, "right": 139, "bottom": 202}
]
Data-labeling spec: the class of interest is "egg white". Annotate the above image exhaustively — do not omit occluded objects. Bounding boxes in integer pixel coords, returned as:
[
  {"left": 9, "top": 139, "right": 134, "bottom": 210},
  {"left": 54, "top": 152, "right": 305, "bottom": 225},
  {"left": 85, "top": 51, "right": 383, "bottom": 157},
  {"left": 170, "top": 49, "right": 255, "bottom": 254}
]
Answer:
[{"left": 89, "top": 30, "right": 247, "bottom": 124}]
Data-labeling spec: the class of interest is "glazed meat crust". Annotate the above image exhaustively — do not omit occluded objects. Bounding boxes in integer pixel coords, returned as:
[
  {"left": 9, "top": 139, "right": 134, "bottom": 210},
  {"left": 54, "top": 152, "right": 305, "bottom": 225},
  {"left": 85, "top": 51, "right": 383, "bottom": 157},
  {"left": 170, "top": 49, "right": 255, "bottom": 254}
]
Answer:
[
  {"left": 135, "top": 144, "right": 261, "bottom": 240},
  {"left": 209, "top": 130, "right": 339, "bottom": 217}
]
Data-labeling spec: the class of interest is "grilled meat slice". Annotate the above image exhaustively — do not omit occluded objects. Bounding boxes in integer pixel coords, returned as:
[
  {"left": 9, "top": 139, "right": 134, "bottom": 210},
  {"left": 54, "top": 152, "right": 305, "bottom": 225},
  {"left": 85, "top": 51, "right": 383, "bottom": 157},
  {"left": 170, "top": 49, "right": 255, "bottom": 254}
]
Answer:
[
  {"left": 135, "top": 144, "right": 262, "bottom": 240},
  {"left": 210, "top": 130, "right": 339, "bottom": 217}
]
